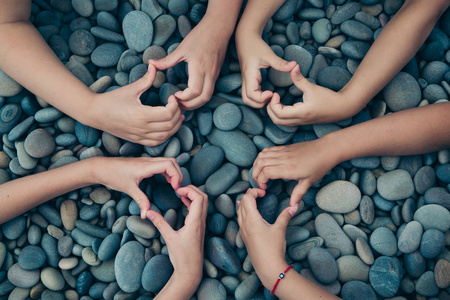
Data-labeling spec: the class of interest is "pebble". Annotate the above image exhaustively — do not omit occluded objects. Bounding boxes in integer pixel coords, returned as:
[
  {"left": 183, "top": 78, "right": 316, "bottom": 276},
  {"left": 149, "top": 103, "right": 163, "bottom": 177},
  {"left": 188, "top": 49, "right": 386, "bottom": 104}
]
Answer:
[
  {"left": 413, "top": 204, "right": 450, "bottom": 232},
  {"left": 91, "top": 43, "right": 125, "bottom": 68},
  {"left": 416, "top": 271, "right": 439, "bottom": 297},
  {"left": 235, "top": 274, "right": 260, "bottom": 300},
  {"left": 18, "top": 245, "right": 47, "bottom": 270},
  {"left": 341, "top": 281, "right": 377, "bottom": 300},
  {"left": 337, "top": 255, "right": 370, "bottom": 282},
  {"left": 69, "top": 30, "right": 96, "bottom": 56},
  {"left": 434, "top": 259, "right": 450, "bottom": 289},
  {"left": 213, "top": 103, "right": 242, "bottom": 131},
  {"left": 0, "top": 70, "right": 23, "bottom": 97},
  {"left": 377, "top": 169, "right": 414, "bottom": 200},
  {"left": 308, "top": 247, "right": 338, "bottom": 284},
  {"left": 315, "top": 180, "right": 361, "bottom": 213},
  {"left": 153, "top": 183, "right": 181, "bottom": 211},
  {"left": 369, "top": 256, "right": 403, "bottom": 298},
  {"left": 370, "top": 227, "right": 397, "bottom": 256},
  {"left": 331, "top": 2, "right": 360, "bottom": 24},
  {"left": 141, "top": 254, "right": 173, "bottom": 292},
  {"left": 97, "top": 233, "right": 121, "bottom": 261},
  {"left": 41, "top": 267, "right": 65, "bottom": 291},
  {"left": 153, "top": 15, "right": 176, "bottom": 46},
  {"left": 420, "top": 229, "right": 446, "bottom": 259},
  {"left": 2, "top": 216, "right": 26, "bottom": 240},
  {"left": 197, "top": 278, "right": 227, "bottom": 300},
  {"left": 317, "top": 66, "right": 351, "bottom": 91},
  {"left": 397, "top": 221, "right": 423, "bottom": 254},
  {"left": 123, "top": 11, "right": 153, "bottom": 52},
  {"left": 382, "top": 72, "right": 421, "bottom": 111},
  {"left": 315, "top": 213, "right": 354, "bottom": 255},
  {"left": 126, "top": 216, "right": 157, "bottom": 239},
  {"left": 7, "top": 263, "right": 40, "bottom": 288},
  {"left": 312, "top": 19, "right": 332, "bottom": 44},
  {"left": 114, "top": 241, "right": 145, "bottom": 293},
  {"left": 206, "top": 237, "right": 240, "bottom": 275},
  {"left": 0, "top": 104, "right": 22, "bottom": 134},
  {"left": 355, "top": 237, "right": 374, "bottom": 265}
]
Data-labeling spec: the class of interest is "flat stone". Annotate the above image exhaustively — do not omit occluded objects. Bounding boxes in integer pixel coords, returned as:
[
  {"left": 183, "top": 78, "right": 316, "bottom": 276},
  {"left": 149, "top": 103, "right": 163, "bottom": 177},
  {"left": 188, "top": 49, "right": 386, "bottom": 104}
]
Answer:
[
  {"left": 413, "top": 204, "right": 450, "bottom": 231},
  {"left": 141, "top": 254, "right": 173, "bottom": 292},
  {"left": 197, "top": 278, "right": 226, "bottom": 300},
  {"left": 41, "top": 267, "right": 65, "bottom": 291},
  {"left": 382, "top": 72, "right": 421, "bottom": 112},
  {"left": 206, "top": 237, "right": 240, "bottom": 275},
  {"left": 397, "top": 221, "right": 423, "bottom": 254},
  {"left": 316, "top": 213, "right": 354, "bottom": 255},
  {"left": 18, "top": 246, "right": 47, "bottom": 270},
  {"left": 123, "top": 11, "right": 153, "bottom": 52},
  {"left": 0, "top": 69, "right": 22, "bottom": 97},
  {"left": 308, "top": 247, "right": 338, "bottom": 284},
  {"left": 369, "top": 226, "right": 397, "bottom": 256},
  {"left": 316, "top": 180, "right": 361, "bottom": 213},
  {"left": 7, "top": 263, "right": 40, "bottom": 288},
  {"left": 377, "top": 169, "right": 414, "bottom": 200},
  {"left": 369, "top": 256, "right": 403, "bottom": 298},
  {"left": 337, "top": 255, "right": 370, "bottom": 282},
  {"left": 115, "top": 241, "right": 145, "bottom": 293}
]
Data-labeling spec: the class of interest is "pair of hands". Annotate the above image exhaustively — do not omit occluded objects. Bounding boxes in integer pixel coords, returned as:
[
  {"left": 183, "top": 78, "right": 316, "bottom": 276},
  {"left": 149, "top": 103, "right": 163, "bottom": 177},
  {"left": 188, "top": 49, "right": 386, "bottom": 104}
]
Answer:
[
  {"left": 89, "top": 14, "right": 230, "bottom": 147},
  {"left": 236, "top": 32, "right": 356, "bottom": 126},
  {"left": 94, "top": 156, "right": 207, "bottom": 293}
]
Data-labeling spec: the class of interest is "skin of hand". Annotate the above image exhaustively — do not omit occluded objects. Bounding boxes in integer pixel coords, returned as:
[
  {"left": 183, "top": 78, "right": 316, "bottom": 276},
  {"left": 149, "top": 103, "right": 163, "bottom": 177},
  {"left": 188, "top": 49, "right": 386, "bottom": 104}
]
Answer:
[
  {"left": 251, "top": 139, "right": 338, "bottom": 207},
  {"left": 92, "top": 156, "right": 183, "bottom": 219},
  {"left": 90, "top": 64, "right": 184, "bottom": 146},
  {"left": 149, "top": 1, "right": 241, "bottom": 110},
  {"left": 237, "top": 188, "right": 297, "bottom": 288},
  {"left": 267, "top": 65, "right": 360, "bottom": 125},
  {"left": 236, "top": 32, "right": 297, "bottom": 108},
  {"left": 147, "top": 185, "right": 208, "bottom": 299}
]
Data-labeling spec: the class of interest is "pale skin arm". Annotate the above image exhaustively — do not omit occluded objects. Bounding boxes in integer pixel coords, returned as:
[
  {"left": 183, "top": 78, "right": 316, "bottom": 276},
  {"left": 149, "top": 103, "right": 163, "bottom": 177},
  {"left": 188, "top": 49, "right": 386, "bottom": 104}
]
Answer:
[
  {"left": 237, "top": 188, "right": 339, "bottom": 300},
  {"left": 148, "top": 186, "right": 208, "bottom": 300},
  {"left": 150, "top": 0, "right": 243, "bottom": 110},
  {"left": 253, "top": 101, "right": 450, "bottom": 206},
  {"left": 235, "top": 0, "right": 297, "bottom": 108},
  {"left": 0, "top": 0, "right": 182, "bottom": 146},
  {"left": 267, "top": 0, "right": 450, "bottom": 125},
  {"left": 0, "top": 156, "right": 183, "bottom": 224}
]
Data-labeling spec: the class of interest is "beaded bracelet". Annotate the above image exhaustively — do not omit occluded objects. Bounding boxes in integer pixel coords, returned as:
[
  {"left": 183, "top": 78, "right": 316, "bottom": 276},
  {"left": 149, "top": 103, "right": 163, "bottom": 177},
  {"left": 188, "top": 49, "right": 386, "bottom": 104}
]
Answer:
[{"left": 270, "top": 264, "right": 294, "bottom": 296}]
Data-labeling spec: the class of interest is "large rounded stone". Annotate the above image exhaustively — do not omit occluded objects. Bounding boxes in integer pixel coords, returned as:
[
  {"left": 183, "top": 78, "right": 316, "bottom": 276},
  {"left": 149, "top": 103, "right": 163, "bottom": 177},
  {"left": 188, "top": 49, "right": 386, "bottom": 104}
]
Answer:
[
  {"left": 316, "top": 180, "right": 361, "bottom": 213},
  {"left": 377, "top": 169, "right": 414, "bottom": 200},
  {"left": 382, "top": 72, "right": 421, "bottom": 112}
]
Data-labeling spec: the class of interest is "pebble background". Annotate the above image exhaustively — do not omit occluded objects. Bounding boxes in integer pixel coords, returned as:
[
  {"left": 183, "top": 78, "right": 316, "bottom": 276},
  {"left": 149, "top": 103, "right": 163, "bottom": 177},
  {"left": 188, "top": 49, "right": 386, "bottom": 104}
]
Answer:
[{"left": 0, "top": 0, "right": 449, "bottom": 299}]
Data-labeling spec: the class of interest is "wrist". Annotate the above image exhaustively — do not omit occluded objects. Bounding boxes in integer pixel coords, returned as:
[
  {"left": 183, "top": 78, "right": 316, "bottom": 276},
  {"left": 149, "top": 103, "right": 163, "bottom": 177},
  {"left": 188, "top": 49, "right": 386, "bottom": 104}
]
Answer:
[
  {"left": 320, "top": 130, "right": 352, "bottom": 166},
  {"left": 73, "top": 90, "right": 98, "bottom": 128}
]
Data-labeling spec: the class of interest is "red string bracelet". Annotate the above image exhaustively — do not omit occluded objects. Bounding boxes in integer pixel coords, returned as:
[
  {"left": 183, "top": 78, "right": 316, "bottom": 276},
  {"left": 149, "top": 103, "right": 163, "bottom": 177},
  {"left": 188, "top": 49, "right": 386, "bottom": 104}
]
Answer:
[{"left": 271, "top": 264, "right": 294, "bottom": 296}]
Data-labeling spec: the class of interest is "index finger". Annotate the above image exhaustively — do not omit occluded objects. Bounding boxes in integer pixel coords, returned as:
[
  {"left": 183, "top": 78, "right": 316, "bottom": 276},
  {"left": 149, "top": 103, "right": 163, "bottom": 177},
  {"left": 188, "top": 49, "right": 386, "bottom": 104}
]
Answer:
[{"left": 177, "top": 186, "right": 208, "bottom": 221}]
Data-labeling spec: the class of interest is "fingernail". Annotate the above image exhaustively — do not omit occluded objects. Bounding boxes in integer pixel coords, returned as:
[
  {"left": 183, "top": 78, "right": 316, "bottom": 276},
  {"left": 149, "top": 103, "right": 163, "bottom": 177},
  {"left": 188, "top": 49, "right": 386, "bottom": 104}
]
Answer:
[
  {"left": 237, "top": 201, "right": 240, "bottom": 207},
  {"left": 289, "top": 204, "right": 299, "bottom": 216}
]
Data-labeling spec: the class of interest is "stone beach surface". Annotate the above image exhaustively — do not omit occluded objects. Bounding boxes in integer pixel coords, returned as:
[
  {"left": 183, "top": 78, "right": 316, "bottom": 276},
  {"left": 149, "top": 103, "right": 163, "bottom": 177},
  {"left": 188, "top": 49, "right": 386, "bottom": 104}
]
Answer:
[{"left": 0, "top": 0, "right": 449, "bottom": 299}]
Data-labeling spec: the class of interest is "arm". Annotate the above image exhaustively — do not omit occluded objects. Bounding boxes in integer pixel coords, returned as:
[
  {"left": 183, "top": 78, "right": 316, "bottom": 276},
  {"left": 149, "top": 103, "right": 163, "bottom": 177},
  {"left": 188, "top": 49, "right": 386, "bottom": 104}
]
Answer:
[
  {"left": 267, "top": 0, "right": 450, "bottom": 125},
  {"left": 150, "top": 0, "right": 243, "bottom": 110},
  {"left": 0, "top": 0, "right": 182, "bottom": 146},
  {"left": 0, "top": 156, "right": 182, "bottom": 224},
  {"left": 235, "top": 0, "right": 296, "bottom": 108},
  {"left": 253, "top": 101, "right": 450, "bottom": 206},
  {"left": 147, "top": 186, "right": 208, "bottom": 299},
  {"left": 237, "top": 188, "right": 339, "bottom": 300}
]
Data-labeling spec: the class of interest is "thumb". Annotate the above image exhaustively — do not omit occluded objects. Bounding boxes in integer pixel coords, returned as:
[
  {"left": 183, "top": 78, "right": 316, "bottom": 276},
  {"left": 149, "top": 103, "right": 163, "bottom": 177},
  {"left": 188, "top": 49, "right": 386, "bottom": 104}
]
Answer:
[
  {"left": 147, "top": 210, "right": 173, "bottom": 240},
  {"left": 290, "top": 180, "right": 310, "bottom": 207},
  {"left": 275, "top": 205, "right": 297, "bottom": 229},
  {"left": 290, "top": 65, "right": 311, "bottom": 92},
  {"left": 149, "top": 51, "right": 181, "bottom": 71},
  {"left": 129, "top": 188, "right": 151, "bottom": 219},
  {"left": 268, "top": 55, "right": 297, "bottom": 73},
  {"left": 129, "top": 64, "right": 156, "bottom": 96}
]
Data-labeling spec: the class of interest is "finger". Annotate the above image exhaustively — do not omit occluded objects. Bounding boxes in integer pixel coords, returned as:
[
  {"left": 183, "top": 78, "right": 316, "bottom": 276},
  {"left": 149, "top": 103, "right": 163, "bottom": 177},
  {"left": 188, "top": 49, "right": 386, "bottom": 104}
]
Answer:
[
  {"left": 180, "top": 196, "right": 192, "bottom": 210},
  {"left": 290, "top": 180, "right": 310, "bottom": 207},
  {"left": 177, "top": 185, "right": 207, "bottom": 220},
  {"left": 147, "top": 210, "right": 174, "bottom": 240},
  {"left": 267, "top": 94, "right": 305, "bottom": 125},
  {"left": 241, "top": 188, "right": 266, "bottom": 208},
  {"left": 128, "top": 187, "right": 151, "bottom": 219},
  {"left": 149, "top": 52, "right": 182, "bottom": 71},
  {"left": 129, "top": 65, "right": 157, "bottom": 96},
  {"left": 149, "top": 160, "right": 183, "bottom": 190},
  {"left": 268, "top": 56, "right": 297, "bottom": 73},
  {"left": 178, "top": 75, "right": 214, "bottom": 110},
  {"left": 290, "top": 64, "right": 312, "bottom": 92},
  {"left": 242, "top": 68, "right": 273, "bottom": 108},
  {"left": 275, "top": 205, "right": 297, "bottom": 230},
  {"left": 254, "top": 165, "right": 285, "bottom": 189},
  {"left": 175, "top": 70, "right": 205, "bottom": 101}
]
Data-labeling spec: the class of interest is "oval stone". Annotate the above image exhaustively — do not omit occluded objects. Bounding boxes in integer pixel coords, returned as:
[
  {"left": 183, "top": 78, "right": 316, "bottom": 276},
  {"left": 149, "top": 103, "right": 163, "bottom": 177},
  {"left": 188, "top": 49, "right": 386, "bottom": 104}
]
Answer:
[
  {"left": 369, "top": 256, "right": 403, "bottom": 298},
  {"left": 369, "top": 227, "right": 397, "bottom": 256},
  {"left": 382, "top": 72, "right": 421, "bottom": 112},
  {"left": 308, "top": 247, "right": 338, "bottom": 284},
  {"left": 206, "top": 237, "right": 240, "bottom": 274},
  {"left": 213, "top": 103, "right": 242, "bottom": 131},
  {"left": 377, "top": 169, "right": 414, "bottom": 200},
  {"left": 315, "top": 213, "right": 354, "bottom": 255},
  {"left": 123, "top": 11, "right": 153, "bottom": 52},
  {"left": 397, "top": 221, "right": 423, "bottom": 254},
  {"left": 114, "top": 241, "right": 145, "bottom": 293},
  {"left": 316, "top": 180, "right": 361, "bottom": 213},
  {"left": 7, "top": 263, "right": 40, "bottom": 288},
  {"left": 141, "top": 254, "right": 173, "bottom": 292},
  {"left": 197, "top": 278, "right": 226, "bottom": 300},
  {"left": 413, "top": 204, "right": 450, "bottom": 231},
  {"left": 18, "top": 246, "right": 47, "bottom": 270}
]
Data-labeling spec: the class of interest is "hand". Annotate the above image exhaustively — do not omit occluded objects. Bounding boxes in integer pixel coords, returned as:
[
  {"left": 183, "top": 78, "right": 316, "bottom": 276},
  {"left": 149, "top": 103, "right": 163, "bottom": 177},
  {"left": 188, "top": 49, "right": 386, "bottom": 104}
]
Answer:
[
  {"left": 267, "top": 65, "right": 358, "bottom": 125},
  {"left": 235, "top": 30, "right": 296, "bottom": 108},
  {"left": 92, "top": 157, "right": 183, "bottom": 219},
  {"left": 252, "top": 139, "right": 338, "bottom": 206},
  {"left": 149, "top": 16, "right": 231, "bottom": 110},
  {"left": 237, "top": 188, "right": 297, "bottom": 288},
  {"left": 147, "top": 185, "right": 208, "bottom": 288},
  {"left": 89, "top": 64, "right": 184, "bottom": 146}
]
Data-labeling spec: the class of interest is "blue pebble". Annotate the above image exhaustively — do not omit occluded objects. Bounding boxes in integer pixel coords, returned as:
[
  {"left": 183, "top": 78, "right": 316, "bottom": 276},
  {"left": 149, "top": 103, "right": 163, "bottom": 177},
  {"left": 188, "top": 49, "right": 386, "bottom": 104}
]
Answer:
[
  {"left": 75, "top": 121, "right": 100, "bottom": 147},
  {"left": 213, "top": 103, "right": 242, "bottom": 131},
  {"left": 77, "top": 271, "right": 94, "bottom": 296},
  {"left": 420, "top": 229, "right": 446, "bottom": 259},
  {"left": 153, "top": 183, "right": 181, "bottom": 211}
]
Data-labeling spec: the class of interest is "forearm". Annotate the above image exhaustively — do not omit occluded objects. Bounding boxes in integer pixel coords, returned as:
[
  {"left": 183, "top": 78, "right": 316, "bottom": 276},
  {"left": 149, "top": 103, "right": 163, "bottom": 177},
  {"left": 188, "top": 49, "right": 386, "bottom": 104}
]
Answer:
[
  {"left": 0, "top": 21, "right": 94, "bottom": 125},
  {"left": 0, "top": 158, "right": 98, "bottom": 224},
  {"left": 236, "top": 0, "right": 286, "bottom": 36},
  {"left": 257, "top": 261, "right": 338, "bottom": 300},
  {"left": 340, "top": 0, "right": 449, "bottom": 111},
  {"left": 154, "top": 273, "right": 199, "bottom": 300},
  {"left": 203, "top": 0, "right": 242, "bottom": 37},
  {"left": 327, "top": 102, "right": 450, "bottom": 165}
]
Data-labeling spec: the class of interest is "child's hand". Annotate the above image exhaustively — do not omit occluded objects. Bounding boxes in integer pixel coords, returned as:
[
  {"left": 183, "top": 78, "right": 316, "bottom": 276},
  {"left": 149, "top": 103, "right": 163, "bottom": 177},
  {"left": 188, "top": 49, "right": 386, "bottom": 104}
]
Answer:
[
  {"left": 90, "top": 65, "right": 184, "bottom": 147},
  {"left": 236, "top": 32, "right": 296, "bottom": 108},
  {"left": 267, "top": 65, "right": 358, "bottom": 126},
  {"left": 93, "top": 157, "right": 183, "bottom": 218},
  {"left": 252, "top": 138, "right": 338, "bottom": 206},
  {"left": 147, "top": 185, "right": 208, "bottom": 290},
  {"left": 149, "top": 16, "right": 230, "bottom": 110},
  {"left": 237, "top": 188, "right": 297, "bottom": 288}
]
